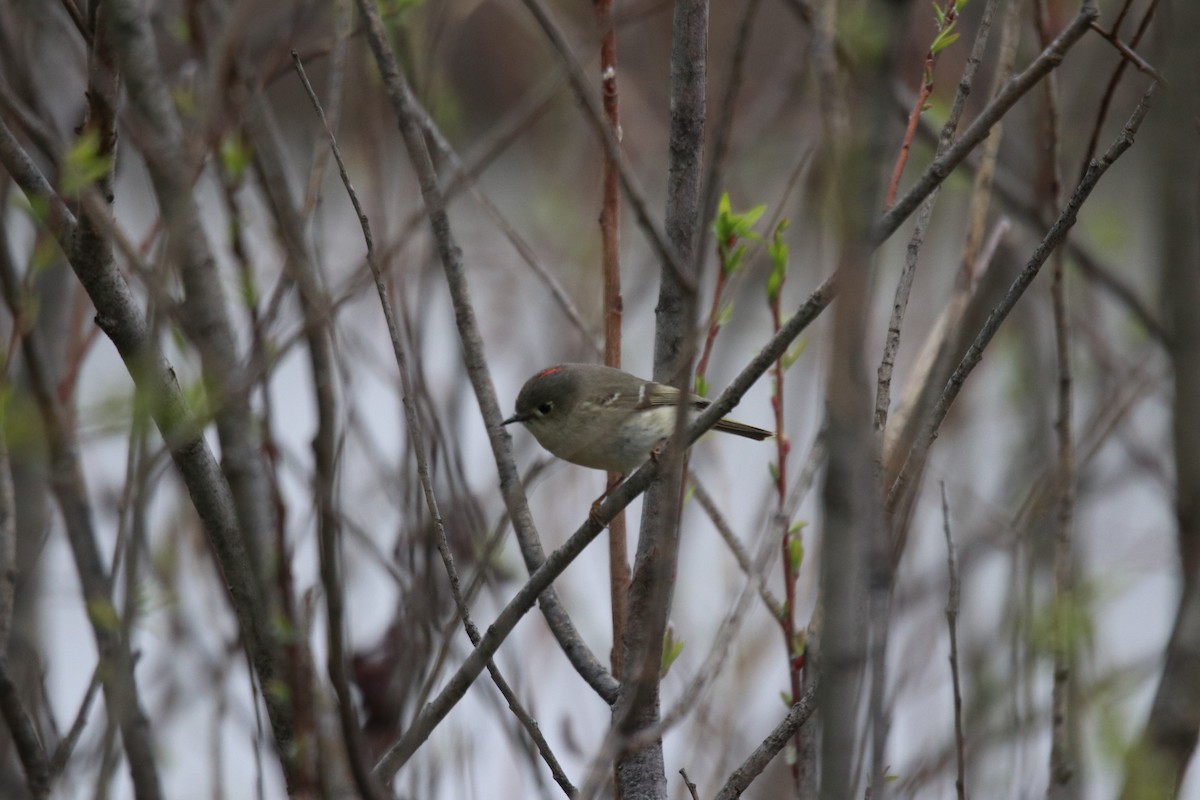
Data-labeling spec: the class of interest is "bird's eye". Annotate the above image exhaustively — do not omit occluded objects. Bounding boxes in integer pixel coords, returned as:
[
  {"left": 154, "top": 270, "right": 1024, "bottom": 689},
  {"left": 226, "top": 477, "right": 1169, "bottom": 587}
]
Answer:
[{"left": 537, "top": 402, "right": 553, "bottom": 415}]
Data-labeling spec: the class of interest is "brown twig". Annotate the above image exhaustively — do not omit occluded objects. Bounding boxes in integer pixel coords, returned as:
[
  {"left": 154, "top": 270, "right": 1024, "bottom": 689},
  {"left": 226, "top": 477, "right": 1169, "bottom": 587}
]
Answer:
[
  {"left": 712, "top": 685, "right": 819, "bottom": 800},
  {"left": 766, "top": 222, "right": 801, "bottom": 789},
  {"left": 1035, "top": 0, "right": 1077, "bottom": 792},
  {"left": 1077, "top": 1, "right": 1159, "bottom": 186},
  {"left": 1087, "top": 20, "right": 1163, "bottom": 82},
  {"left": 680, "top": 768, "right": 700, "bottom": 800}
]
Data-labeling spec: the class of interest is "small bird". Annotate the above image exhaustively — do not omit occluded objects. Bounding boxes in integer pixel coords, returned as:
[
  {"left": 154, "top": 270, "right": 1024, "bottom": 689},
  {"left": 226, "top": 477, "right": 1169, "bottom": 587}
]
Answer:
[{"left": 503, "top": 363, "right": 772, "bottom": 475}]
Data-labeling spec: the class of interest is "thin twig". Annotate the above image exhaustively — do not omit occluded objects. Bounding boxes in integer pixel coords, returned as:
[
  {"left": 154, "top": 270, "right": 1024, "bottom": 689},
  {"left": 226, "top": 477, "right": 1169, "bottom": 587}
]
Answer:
[
  {"left": 1077, "top": 0, "right": 1158, "bottom": 185},
  {"left": 680, "top": 768, "right": 700, "bottom": 800},
  {"left": 712, "top": 685, "right": 819, "bottom": 800},
  {"left": 884, "top": 0, "right": 964, "bottom": 209},
  {"left": 1087, "top": 20, "right": 1164, "bottom": 82},
  {"left": 690, "top": 475, "right": 784, "bottom": 620},
  {"left": 941, "top": 483, "right": 966, "bottom": 800}
]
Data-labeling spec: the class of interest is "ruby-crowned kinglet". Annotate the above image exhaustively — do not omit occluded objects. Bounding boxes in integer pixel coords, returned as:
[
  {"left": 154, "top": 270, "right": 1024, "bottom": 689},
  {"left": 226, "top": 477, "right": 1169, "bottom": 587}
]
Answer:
[{"left": 503, "top": 363, "right": 772, "bottom": 474}]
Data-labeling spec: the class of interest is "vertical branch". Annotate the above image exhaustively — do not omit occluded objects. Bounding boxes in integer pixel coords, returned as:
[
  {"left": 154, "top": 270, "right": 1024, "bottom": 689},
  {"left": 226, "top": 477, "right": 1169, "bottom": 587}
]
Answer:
[
  {"left": 616, "top": 1, "right": 706, "bottom": 797},
  {"left": 245, "top": 94, "right": 379, "bottom": 799},
  {"left": 941, "top": 483, "right": 966, "bottom": 800},
  {"left": 1120, "top": 2, "right": 1199, "bottom": 794},
  {"left": 1034, "top": 1, "right": 1075, "bottom": 795},
  {"left": 767, "top": 235, "right": 801, "bottom": 788},
  {"left": 594, "top": 0, "right": 629, "bottom": 680},
  {"left": 0, "top": 208, "right": 164, "bottom": 800}
]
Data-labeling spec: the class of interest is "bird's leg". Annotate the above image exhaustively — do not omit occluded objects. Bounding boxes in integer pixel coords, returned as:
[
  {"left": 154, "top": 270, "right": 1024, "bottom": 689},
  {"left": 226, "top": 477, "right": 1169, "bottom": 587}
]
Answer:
[{"left": 590, "top": 473, "right": 625, "bottom": 526}]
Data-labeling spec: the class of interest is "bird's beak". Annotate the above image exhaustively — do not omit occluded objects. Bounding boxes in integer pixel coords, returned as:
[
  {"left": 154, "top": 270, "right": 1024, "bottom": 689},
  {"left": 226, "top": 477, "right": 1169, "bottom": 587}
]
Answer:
[{"left": 502, "top": 413, "right": 525, "bottom": 426}]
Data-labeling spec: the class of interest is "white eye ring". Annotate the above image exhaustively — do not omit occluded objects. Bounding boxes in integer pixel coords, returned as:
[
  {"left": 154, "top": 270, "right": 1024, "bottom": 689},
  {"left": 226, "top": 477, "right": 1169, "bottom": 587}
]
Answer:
[{"left": 537, "top": 402, "right": 553, "bottom": 415}]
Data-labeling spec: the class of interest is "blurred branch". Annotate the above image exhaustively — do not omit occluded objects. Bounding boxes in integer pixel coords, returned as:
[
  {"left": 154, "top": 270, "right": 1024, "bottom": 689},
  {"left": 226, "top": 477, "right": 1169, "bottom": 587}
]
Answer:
[
  {"left": 0, "top": 178, "right": 163, "bottom": 800},
  {"left": 100, "top": 0, "right": 279, "bottom": 594},
  {"left": 245, "top": 93, "right": 381, "bottom": 799},
  {"left": 1120, "top": 4, "right": 1200, "bottom": 791},
  {"left": 0, "top": 660, "right": 48, "bottom": 798},
  {"left": 940, "top": 484, "right": 966, "bottom": 800},
  {"left": 887, "top": 80, "right": 1157, "bottom": 516},
  {"left": 0, "top": 109, "right": 290, "bottom": 785}
]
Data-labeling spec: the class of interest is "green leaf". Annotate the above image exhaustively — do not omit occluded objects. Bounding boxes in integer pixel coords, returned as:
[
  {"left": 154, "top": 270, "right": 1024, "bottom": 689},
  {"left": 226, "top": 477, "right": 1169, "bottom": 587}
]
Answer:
[
  {"left": 931, "top": 30, "right": 960, "bottom": 54},
  {"left": 781, "top": 340, "right": 808, "bottom": 371},
  {"left": 767, "top": 270, "right": 784, "bottom": 303},
  {"left": 694, "top": 374, "right": 709, "bottom": 398},
  {"left": 87, "top": 598, "right": 121, "bottom": 632},
  {"left": 220, "top": 133, "right": 252, "bottom": 182},
  {"left": 661, "top": 627, "right": 685, "bottom": 677},
  {"left": 788, "top": 536, "right": 804, "bottom": 571},
  {"left": 725, "top": 242, "right": 747, "bottom": 274},
  {"left": 780, "top": 690, "right": 792, "bottom": 707},
  {"left": 716, "top": 302, "right": 734, "bottom": 328},
  {"left": 768, "top": 461, "right": 780, "bottom": 483},
  {"left": 61, "top": 128, "right": 114, "bottom": 197},
  {"left": 739, "top": 203, "right": 767, "bottom": 232}
]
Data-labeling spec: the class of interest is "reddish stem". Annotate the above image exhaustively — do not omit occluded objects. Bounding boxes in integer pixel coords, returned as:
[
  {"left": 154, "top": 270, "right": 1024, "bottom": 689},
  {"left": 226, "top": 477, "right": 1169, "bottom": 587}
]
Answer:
[
  {"left": 594, "top": 0, "right": 629, "bottom": 679},
  {"left": 885, "top": 3, "right": 958, "bottom": 209},
  {"left": 694, "top": 258, "right": 730, "bottom": 390},
  {"left": 769, "top": 285, "right": 801, "bottom": 784}
]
